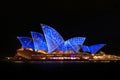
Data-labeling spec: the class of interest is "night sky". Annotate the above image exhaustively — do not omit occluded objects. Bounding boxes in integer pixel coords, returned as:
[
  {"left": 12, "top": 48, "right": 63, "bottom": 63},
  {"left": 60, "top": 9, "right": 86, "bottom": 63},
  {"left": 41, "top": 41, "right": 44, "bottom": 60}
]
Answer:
[{"left": 0, "top": 1, "right": 120, "bottom": 57}]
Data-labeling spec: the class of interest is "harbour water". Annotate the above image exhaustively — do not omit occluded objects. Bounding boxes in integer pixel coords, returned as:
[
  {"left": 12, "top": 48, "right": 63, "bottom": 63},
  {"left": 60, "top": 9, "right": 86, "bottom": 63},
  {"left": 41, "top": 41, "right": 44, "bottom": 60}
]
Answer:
[{"left": 0, "top": 61, "right": 120, "bottom": 80}]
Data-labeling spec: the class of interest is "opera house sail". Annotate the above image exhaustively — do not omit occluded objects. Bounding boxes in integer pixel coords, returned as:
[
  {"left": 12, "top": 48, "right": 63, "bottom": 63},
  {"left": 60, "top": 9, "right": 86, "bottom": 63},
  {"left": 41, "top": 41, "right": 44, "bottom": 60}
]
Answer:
[
  {"left": 31, "top": 31, "right": 48, "bottom": 52},
  {"left": 4, "top": 23, "right": 120, "bottom": 62},
  {"left": 41, "top": 24, "right": 64, "bottom": 53}
]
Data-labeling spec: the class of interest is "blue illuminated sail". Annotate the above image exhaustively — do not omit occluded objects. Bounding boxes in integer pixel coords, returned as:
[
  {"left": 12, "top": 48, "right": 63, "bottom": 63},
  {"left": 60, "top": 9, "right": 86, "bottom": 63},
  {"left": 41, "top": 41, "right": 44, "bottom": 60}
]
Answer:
[
  {"left": 89, "top": 44, "right": 106, "bottom": 54},
  {"left": 64, "top": 41, "right": 75, "bottom": 52},
  {"left": 57, "top": 37, "right": 86, "bottom": 52},
  {"left": 31, "top": 31, "right": 47, "bottom": 51},
  {"left": 67, "top": 37, "right": 86, "bottom": 52},
  {"left": 82, "top": 45, "right": 90, "bottom": 52},
  {"left": 82, "top": 44, "right": 105, "bottom": 54},
  {"left": 57, "top": 41, "right": 75, "bottom": 52},
  {"left": 17, "top": 37, "right": 34, "bottom": 49},
  {"left": 41, "top": 24, "right": 64, "bottom": 53}
]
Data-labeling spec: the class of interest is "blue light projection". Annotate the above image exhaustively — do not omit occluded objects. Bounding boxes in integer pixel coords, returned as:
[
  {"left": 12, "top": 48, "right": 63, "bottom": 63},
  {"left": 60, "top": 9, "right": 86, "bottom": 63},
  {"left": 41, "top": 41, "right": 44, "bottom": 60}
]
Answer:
[
  {"left": 41, "top": 24, "right": 64, "bottom": 53},
  {"left": 82, "top": 45, "right": 90, "bottom": 53},
  {"left": 57, "top": 41, "right": 75, "bottom": 52},
  {"left": 89, "top": 44, "right": 106, "bottom": 54},
  {"left": 57, "top": 37, "right": 86, "bottom": 52},
  {"left": 64, "top": 41, "right": 75, "bottom": 52},
  {"left": 67, "top": 37, "right": 86, "bottom": 52},
  {"left": 17, "top": 24, "right": 106, "bottom": 54},
  {"left": 17, "top": 37, "right": 34, "bottom": 49},
  {"left": 31, "top": 31, "right": 48, "bottom": 51}
]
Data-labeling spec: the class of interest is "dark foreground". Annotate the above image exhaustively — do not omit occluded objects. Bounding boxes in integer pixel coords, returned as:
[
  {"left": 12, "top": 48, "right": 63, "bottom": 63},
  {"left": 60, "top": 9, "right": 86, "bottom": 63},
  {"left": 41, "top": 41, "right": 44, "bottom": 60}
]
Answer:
[{"left": 0, "top": 61, "right": 120, "bottom": 80}]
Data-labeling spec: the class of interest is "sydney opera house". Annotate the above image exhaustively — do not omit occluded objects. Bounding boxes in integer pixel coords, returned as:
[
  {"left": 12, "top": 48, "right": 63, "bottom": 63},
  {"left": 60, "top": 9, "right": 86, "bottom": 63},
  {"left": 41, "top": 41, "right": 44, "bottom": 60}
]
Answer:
[{"left": 5, "top": 24, "right": 120, "bottom": 62}]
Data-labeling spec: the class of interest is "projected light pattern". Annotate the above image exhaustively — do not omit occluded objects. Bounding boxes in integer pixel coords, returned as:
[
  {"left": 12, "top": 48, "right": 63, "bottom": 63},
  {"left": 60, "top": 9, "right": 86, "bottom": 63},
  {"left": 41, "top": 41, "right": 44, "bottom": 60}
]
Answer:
[
  {"left": 17, "top": 24, "right": 105, "bottom": 54},
  {"left": 31, "top": 31, "right": 47, "bottom": 51},
  {"left": 89, "top": 44, "right": 106, "bottom": 54},
  {"left": 41, "top": 24, "right": 64, "bottom": 53},
  {"left": 57, "top": 37, "right": 86, "bottom": 52},
  {"left": 67, "top": 37, "right": 86, "bottom": 52},
  {"left": 82, "top": 44, "right": 105, "bottom": 54},
  {"left": 82, "top": 45, "right": 90, "bottom": 53},
  {"left": 17, "top": 37, "right": 34, "bottom": 49},
  {"left": 68, "top": 37, "right": 86, "bottom": 46},
  {"left": 57, "top": 41, "right": 75, "bottom": 52}
]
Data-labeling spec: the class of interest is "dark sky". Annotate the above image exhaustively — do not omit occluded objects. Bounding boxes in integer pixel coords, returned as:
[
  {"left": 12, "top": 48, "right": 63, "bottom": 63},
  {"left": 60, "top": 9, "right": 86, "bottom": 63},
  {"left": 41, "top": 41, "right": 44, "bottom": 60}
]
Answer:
[{"left": 0, "top": 0, "right": 120, "bottom": 57}]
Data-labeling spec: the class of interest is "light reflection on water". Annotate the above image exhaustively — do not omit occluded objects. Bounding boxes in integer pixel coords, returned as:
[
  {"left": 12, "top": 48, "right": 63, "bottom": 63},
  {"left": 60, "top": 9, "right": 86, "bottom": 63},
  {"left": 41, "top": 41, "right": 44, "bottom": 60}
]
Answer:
[
  {"left": 9, "top": 60, "right": 120, "bottom": 73},
  {"left": 13, "top": 60, "right": 113, "bottom": 64}
]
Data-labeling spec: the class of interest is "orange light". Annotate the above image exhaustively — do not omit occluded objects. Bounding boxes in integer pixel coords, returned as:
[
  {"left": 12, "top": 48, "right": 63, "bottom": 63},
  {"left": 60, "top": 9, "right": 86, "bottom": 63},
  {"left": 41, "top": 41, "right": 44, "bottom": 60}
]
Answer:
[
  {"left": 37, "top": 50, "right": 47, "bottom": 54},
  {"left": 26, "top": 48, "right": 33, "bottom": 51},
  {"left": 18, "top": 47, "right": 24, "bottom": 51},
  {"left": 52, "top": 50, "right": 63, "bottom": 54}
]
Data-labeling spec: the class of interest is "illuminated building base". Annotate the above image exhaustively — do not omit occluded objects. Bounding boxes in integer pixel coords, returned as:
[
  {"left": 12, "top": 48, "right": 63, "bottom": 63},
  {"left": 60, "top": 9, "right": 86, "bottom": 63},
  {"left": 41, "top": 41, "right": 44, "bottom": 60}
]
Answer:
[{"left": 4, "top": 48, "right": 120, "bottom": 63}]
